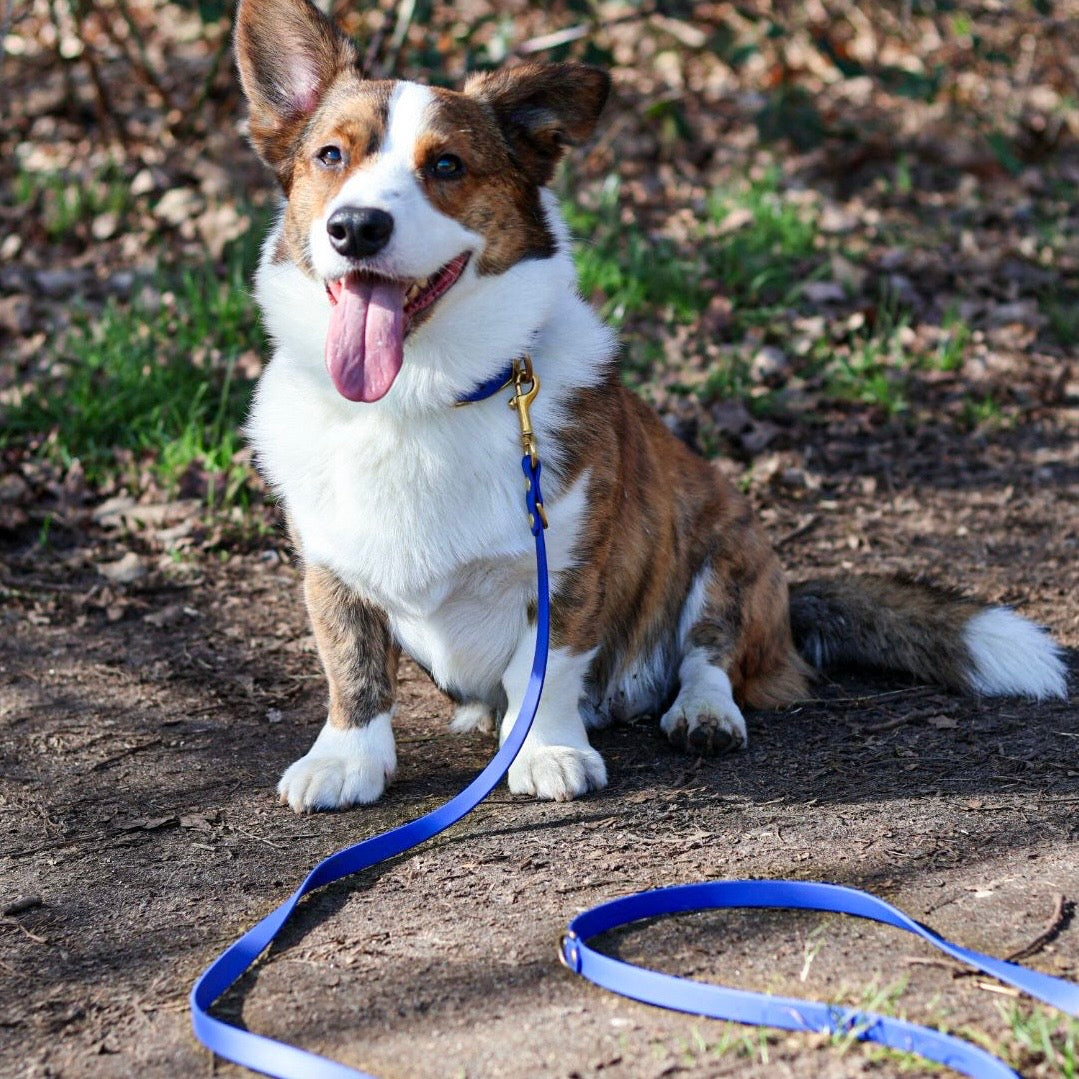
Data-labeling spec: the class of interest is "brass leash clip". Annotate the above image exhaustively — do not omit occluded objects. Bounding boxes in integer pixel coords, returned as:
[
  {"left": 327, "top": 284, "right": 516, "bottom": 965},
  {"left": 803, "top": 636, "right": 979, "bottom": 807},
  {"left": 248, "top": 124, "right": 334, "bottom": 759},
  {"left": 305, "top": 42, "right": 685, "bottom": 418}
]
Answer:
[
  {"left": 509, "top": 354, "right": 548, "bottom": 530},
  {"left": 509, "top": 355, "right": 541, "bottom": 468}
]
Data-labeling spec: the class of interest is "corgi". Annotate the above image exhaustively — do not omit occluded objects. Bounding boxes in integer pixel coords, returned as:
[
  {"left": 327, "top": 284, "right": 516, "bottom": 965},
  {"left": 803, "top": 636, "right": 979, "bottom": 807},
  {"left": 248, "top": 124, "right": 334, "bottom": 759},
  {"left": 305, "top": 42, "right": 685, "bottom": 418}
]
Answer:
[{"left": 234, "top": 0, "right": 1067, "bottom": 813}]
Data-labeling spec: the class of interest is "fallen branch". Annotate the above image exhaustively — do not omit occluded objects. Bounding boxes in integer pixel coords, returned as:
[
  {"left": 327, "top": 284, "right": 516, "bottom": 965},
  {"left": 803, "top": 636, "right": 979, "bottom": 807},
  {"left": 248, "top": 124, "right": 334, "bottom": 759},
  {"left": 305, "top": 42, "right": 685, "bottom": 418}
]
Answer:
[{"left": 1004, "top": 893, "right": 1072, "bottom": 963}]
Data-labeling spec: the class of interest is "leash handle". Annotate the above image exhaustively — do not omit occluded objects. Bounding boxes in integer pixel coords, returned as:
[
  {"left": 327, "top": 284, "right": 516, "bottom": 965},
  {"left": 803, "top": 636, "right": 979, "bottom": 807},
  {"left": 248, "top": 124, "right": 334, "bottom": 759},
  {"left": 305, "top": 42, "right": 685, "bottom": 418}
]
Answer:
[{"left": 562, "top": 880, "right": 1079, "bottom": 1079}]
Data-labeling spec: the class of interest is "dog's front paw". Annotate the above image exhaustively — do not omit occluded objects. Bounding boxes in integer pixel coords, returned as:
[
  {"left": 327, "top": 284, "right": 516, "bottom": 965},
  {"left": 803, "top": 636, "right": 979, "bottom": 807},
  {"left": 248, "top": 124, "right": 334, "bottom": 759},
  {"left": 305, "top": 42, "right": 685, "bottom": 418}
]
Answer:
[
  {"left": 661, "top": 694, "right": 747, "bottom": 755},
  {"left": 278, "top": 715, "right": 396, "bottom": 813},
  {"left": 508, "top": 744, "right": 607, "bottom": 801}
]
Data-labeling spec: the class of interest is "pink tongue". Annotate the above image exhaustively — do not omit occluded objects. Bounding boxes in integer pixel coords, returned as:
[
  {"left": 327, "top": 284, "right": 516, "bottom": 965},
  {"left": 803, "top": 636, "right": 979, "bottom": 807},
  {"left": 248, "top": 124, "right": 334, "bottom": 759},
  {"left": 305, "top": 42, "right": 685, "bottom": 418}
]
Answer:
[{"left": 325, "top": 276, "right": 407, "bottom": 402}]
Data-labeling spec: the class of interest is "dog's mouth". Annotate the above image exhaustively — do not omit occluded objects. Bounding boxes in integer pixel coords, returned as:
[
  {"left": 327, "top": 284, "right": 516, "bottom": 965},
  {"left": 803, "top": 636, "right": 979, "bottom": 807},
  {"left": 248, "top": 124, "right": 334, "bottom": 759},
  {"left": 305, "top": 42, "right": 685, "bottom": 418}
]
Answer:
[{"left": 323, "top": 253, "right": 470, "bottom": 403}]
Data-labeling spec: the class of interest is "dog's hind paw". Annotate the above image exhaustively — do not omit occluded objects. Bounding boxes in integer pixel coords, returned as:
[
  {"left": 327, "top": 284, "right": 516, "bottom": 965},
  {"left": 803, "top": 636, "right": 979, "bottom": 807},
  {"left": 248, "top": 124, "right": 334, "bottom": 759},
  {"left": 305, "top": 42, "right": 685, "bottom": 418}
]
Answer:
[
  {"left": 661, "top": 651, "right": 747, "bottom": 756},
  {"left": 448, "top": 701, "right": 497, "bottom": 735},
  {"left": 660, "top": 692, "right": 746, "bottom": 756},
  {"left": 508, "top": 744, "right": 607, "bottom": 801},
  {"left": 277, "top": 715, "right": 396, "bottom": 813}
]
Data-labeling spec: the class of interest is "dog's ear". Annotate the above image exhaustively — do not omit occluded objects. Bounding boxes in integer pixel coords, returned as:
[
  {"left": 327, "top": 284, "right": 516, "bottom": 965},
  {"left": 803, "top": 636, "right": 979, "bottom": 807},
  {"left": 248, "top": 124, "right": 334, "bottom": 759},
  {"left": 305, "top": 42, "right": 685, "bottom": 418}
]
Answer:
[
  {"left": 466, "top": 63, "right": 610, "bottom": 185},
  {"left": 234, "top": 0, "right": 357, "bottom": 174}
]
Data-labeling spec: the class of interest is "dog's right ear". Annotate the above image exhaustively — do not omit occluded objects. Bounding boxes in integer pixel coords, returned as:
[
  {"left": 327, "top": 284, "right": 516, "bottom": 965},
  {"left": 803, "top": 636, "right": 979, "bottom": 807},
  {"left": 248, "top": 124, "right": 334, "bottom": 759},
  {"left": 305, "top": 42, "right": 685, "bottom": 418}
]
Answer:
[{"left": 235, "top": 0, "right": 357, "bottom": 175}]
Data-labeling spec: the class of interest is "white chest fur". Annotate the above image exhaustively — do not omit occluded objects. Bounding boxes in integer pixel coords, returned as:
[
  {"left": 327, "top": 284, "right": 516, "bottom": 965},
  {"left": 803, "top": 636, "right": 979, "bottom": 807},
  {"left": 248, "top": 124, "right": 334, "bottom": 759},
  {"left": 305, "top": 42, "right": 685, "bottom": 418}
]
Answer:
[
  {"left": 248, "top": 349, "right": 592, "bottom": 696},
  {"left": 251, "top": 370, "right": 528, "bottom": 606}
]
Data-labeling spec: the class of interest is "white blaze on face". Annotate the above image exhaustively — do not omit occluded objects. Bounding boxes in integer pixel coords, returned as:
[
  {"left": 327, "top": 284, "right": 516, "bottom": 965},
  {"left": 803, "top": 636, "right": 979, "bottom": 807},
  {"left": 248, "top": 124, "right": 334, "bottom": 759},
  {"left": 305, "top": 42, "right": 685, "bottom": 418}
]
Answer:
[{"left": 310, "top": 82, "right": 481, "bottom": 403}]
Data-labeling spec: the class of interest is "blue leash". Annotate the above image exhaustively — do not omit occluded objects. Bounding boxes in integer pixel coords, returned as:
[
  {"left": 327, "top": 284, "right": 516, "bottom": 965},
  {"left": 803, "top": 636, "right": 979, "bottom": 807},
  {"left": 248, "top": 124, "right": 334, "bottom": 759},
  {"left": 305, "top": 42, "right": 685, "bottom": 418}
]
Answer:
[
  {"left": 191, "top": 378, "right": 1078, "bottom": 1078},
  {"left": 563, "top": 881, "right": 1079, "bottom": 1079}
]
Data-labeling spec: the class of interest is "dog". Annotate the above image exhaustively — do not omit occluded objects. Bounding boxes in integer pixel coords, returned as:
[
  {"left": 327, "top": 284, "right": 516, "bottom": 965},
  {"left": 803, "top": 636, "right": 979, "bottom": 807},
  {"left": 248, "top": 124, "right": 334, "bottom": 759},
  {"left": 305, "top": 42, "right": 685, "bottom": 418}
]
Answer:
[{"left": 234, "top": 0, "right": 1067, "bottom": 813}]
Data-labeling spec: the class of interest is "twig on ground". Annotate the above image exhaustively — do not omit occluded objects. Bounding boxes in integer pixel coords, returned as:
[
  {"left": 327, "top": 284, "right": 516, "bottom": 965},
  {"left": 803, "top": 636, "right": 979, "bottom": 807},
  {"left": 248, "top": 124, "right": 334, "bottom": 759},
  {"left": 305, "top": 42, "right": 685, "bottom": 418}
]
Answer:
[
  {"left": 106, "top": 0, "right": 172, "bottom": 106},
  {"left": 911, "top": 894, "right": 1073, "bottom": 984},
  {"left": 3, "top": 895, "right": 43, "bottom": 916},
  {"left": 0, "top": 917, "right": 48, "bottom": 943},
  {"left": 774, "top": 514, "right": 819, "bottom": 549},
  {"left": 904, "top": 956, "right": 966, "bottom": 973},
  {"left": 516, "top": 24, "right": 590, "bottom": 55},
  {"left": 65, "top": 0, "right": 128, "bottom": 148},
  {"left": 515, "top": 4, "right": 660, "bottom": 57},
  {"left": 1003, "top": 893, "right": 1072, "bottom": 963},
  {"left": 382, "top": 0, "right": 416, "bottom": 78},
  {"left": 231, "top": 827, "right": 285, "bottom": 851},
  {"left": 362, "top": 4, "right": 392, "bottom": 78},
  {"left": 89, "top": 738, "right": 164, "bottom": 771},
  {"left": 191, "top": 20, "right": 234, "bottom": 115}
]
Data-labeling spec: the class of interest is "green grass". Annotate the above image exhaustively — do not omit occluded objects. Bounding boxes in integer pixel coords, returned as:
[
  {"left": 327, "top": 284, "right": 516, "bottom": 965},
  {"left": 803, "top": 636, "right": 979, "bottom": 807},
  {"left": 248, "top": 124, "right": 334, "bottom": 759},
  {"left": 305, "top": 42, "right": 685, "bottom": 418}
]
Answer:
[
  {"left": 563, "top": 174, "right": 704, "bottom": 329},
  {"left": 563, "top": 167, "right": 825, "bottom": 399},
  {"left": 12, "top": 161, "right": 134, "bottom": 239},
  {"left": 706, "top": 168, "right": 821, "bottom": 312},
  {"left": 1043, "top": 290, "right": 1079, "bottom": 347},
  {"left": 1000, "top": 1002, "right": 1079, "bottom": 1077},
  {"left": 659, "top": 979, "right": 1079, "bottom": 1076},
  {"left": 819, "top": 328, "right": 912, "bottom": 415},
  {"left": 559, "top": 168, "right": 997, "bottom": 428},
  {"left": 3, "top": 240, "right": 263, "bottom": 502},
  {"left": 931, "top": 310, "right": 973, "bottom": 372}
]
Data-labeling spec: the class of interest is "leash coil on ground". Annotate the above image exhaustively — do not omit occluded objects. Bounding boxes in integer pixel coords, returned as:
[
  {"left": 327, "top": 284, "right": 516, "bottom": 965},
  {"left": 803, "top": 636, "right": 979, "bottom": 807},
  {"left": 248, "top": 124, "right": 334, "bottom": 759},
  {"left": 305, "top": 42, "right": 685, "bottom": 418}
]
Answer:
[
  {"left": 562, "top": 880, "right": 1079, "bottom": 1079},
  {"left": 190, "top": 396, "right": 1078, "bottom": 1079}
]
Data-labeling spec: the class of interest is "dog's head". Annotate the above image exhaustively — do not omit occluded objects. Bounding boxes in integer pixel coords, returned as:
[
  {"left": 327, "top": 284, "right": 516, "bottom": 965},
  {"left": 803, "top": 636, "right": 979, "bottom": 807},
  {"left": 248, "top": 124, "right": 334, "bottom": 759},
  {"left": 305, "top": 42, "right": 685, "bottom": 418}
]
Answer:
[{"left": 235, "top": 0, "right": 609, "bottom": 403}]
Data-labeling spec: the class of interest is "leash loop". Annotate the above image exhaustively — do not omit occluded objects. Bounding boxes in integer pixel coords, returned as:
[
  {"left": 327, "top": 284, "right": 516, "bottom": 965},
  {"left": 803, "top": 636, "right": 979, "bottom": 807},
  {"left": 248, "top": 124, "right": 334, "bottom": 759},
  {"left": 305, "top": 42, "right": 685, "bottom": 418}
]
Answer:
[{"left": 561, "top": 879, "right": 1079, "bottom": 1079}]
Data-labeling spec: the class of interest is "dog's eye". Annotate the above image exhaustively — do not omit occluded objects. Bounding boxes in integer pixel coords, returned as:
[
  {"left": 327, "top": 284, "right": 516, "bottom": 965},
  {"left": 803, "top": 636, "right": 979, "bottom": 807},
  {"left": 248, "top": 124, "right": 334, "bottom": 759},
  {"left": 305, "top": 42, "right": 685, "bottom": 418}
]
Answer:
[
  {"left": 316, "top": 145, "right": 344, "bottom": 168},
  {"left": 430, "top": 153, "right": 465, "bottom": 179}
]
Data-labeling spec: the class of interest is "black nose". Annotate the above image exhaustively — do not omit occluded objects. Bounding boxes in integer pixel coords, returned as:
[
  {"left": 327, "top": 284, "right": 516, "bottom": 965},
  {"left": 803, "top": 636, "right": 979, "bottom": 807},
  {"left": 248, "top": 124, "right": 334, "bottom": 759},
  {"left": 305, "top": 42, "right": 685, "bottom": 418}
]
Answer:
[{"left": 326, "top": 207, "right": 394, "bottom": 259}]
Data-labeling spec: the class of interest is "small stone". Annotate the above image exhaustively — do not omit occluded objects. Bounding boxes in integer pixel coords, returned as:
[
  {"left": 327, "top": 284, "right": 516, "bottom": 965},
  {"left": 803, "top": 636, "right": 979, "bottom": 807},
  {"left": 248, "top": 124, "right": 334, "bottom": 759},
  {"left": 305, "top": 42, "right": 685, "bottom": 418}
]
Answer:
[
  {"left": 0, "top": 295, "right": 33, "bottom": 336},
  {"left": 33, "top": 268, "right": 85, "bottom": 299},
  {"left": 144, "top": 603, "right": 184, "bottom": 628},
  {"left": 0, "top": 473, "right": 30, "bottom": 503},
  {"left": 154, "top": 187, "right": 205, "bottom": 228},
  {"left": 802, "top": 280, "right": 846, "bottom": 305}
]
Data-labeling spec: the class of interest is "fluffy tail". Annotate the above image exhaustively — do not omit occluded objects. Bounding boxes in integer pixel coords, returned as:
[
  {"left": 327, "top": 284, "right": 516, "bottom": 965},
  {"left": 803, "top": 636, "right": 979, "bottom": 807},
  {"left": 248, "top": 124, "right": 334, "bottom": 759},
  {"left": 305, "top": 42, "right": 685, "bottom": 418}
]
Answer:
[{"left": 788, "top": 576, "right": 1068, "bottom": 700}]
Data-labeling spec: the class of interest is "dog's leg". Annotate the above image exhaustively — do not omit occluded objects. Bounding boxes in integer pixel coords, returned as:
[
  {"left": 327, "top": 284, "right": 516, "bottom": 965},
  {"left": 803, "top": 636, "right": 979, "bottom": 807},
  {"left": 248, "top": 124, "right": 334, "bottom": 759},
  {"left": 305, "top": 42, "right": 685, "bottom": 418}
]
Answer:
[
  {"left": 500, "top": 627, "right": 606, "bottom": 801},
  {"left": 659, "top": 567, "right": 748, "bottom": 755},
  {"left": 659, "top": 551, "right": 806, "bottom": 753},
  {"left": 660, "top": 647, "right": 747, "bottom": 755},
  {"left": 278, "top": 565, "right": 399, "bottom": 812}
]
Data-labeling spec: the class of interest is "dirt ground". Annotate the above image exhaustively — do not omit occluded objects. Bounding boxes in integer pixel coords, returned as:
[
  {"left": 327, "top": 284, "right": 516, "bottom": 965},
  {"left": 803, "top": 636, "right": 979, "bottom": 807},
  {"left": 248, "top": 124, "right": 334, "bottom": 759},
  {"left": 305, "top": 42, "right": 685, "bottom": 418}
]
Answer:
[
  {"left": 3, "top": 1, "right": 1079, "bottom": 1075},
  {"left": 3, "top": 413, "right": 1077, "bottom": 1078}
]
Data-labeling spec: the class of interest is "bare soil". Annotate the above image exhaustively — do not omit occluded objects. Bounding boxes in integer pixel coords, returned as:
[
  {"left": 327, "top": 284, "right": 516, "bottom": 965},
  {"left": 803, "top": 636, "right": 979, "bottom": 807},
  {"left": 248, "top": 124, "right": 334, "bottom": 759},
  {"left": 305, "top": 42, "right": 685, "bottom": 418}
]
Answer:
[
  {"left": 3, "top": 2, "right": 1079, "bottom": 1075},
  {"left": 3, "top": 417, "right": 1077, "bottom": 1079}
]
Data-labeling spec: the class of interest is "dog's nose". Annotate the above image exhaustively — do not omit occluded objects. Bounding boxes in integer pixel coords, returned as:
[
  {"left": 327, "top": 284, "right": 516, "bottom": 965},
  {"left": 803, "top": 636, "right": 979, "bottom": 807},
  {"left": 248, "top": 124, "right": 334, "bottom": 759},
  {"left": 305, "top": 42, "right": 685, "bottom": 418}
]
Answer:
[{"left": 326, "top": 207, "right": 394, "bottom": 259}]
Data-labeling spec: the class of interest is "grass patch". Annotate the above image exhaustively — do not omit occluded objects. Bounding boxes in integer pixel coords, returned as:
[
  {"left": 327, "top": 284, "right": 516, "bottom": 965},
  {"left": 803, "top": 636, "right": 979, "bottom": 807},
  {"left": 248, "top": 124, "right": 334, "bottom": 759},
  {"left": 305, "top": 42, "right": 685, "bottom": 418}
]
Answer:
[
  {"left": 1001, "top": 1002, "right": 1079, "bottom": 1077},
  {"left": 3, "top": 240, "right": 263, "bottom": 503},
  {"left": 706, "top": 167, "right": 821, "bottom": 315},
  {"left": 11, "top": 160, "right": 134, "bottom": 240},
  {"left": 563, "top": 174, "right": 704, "bottom": 329},
  {"left": 1043, "top": 289, "right": 1079, "bottom": 347},
  {"left": 819, "top": 328, "right": 912, "bottom": 416}
]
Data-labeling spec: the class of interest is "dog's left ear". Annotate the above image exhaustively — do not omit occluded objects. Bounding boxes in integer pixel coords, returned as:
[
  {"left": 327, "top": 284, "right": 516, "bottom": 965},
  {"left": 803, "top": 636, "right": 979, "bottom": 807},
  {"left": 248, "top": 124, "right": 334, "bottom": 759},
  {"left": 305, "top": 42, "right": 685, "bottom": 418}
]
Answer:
[
  {"left": 235, "top": 0, "right": 357, "bottom": 176},
  {"left": 466, "top": 62, "right": 610, "bottom": 185}
]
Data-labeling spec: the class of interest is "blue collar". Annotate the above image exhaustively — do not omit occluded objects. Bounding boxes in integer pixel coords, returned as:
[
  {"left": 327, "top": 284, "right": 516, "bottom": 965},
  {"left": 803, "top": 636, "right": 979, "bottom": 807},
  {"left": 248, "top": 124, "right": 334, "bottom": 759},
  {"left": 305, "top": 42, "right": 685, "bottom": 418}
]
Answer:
[{"left": 455, "top": 361, "right": 517, "bottom": 405}]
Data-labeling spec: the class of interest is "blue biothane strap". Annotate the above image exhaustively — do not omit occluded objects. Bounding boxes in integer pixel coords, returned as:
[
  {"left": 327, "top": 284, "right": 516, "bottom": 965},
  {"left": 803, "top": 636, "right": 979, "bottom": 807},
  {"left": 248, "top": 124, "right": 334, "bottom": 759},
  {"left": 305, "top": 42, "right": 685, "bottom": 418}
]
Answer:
[
  {"left": 561, "top": 880, "right": 1079, "bottom": 1079},
  {"left": 190, "top": 452, "right": 1079, "bottom": 1079},
  {"left": 189, "top": 455, "right": 550, "bottom": 1079}
]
